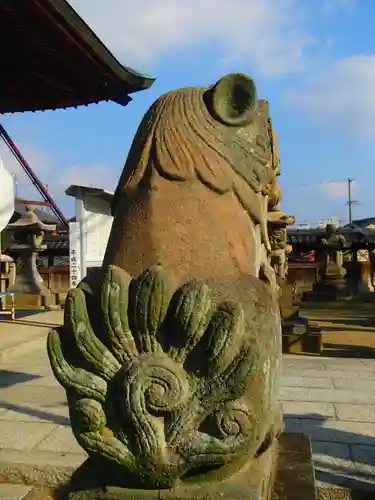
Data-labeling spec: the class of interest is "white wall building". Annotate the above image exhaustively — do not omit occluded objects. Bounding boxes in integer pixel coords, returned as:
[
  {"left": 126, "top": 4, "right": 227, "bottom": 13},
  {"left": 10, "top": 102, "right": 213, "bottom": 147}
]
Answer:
[{"left": 65, "top": 185, "right": 114, "bottom": 283}]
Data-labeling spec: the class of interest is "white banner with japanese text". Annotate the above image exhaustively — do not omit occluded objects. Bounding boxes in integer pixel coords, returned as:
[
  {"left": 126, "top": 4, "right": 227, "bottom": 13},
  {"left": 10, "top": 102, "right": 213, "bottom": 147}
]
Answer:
[{"left": 69, "top": 222, "right": 82, "bottom": 288}]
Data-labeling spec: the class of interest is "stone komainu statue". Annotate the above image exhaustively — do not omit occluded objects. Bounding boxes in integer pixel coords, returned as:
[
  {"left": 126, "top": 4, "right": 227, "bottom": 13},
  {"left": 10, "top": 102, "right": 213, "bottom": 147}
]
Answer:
[
  {"left": 105, "top": 75, "right": 279, "bottom": 287},
  {"left": 47, "top": 74, "right": 284, "bottom": 497},
  {"left": 269, "top": 227, "right": 288, "bottom": 280}
]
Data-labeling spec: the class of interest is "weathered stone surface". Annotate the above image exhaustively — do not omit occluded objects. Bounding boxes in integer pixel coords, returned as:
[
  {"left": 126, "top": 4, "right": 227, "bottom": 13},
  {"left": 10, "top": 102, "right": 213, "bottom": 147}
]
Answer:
[
  {"left": 306, "top": 225, "right": 352, "bottom": 303},
  {"left": 103, "top": 73, "right": 280, "bottom": 295},
  {"left": 63, "top": 439, "right": 277, "bottom": 499},
  {"left": 283, "top": 320, "right": 308, "bottom": 335},
  {"left": 282, "top": 332, "right": 322, "bottom": 355},
  {"left": 271, "top": 433, "right": 317, "bottom": 500},
  {"left": 23, "top": 487, "right": 55, "bottom": 500},
  {"left": 281, "top": 313, "right": 322, "bottom": 355},
  {"left": 47, "top": 73, "right": 287, "bottom": 497},
  {"left": 48, "top": 265, "right": 282, "bottom": 490},
  {"left": 0, "top": 483, "right": 31, "bottom": 500},
  {"left": 6, "top": 206, "right": 56, "bottom": 296}
]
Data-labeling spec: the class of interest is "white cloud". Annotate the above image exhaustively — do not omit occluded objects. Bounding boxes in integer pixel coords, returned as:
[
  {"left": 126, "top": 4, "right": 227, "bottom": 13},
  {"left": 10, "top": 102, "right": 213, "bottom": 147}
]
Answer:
[
  {"left": 0, "top": 141, "right": 116, "bottom": 217},
  {"left": 285, "top": 55, "right": 375, "bottom": 137},
  {"left": 67, "top": 0, "right": 315, "bottom": 77},
  {"left": 0, "top": 141, "right": 53, "bottom": 201},
  {"left": 318, "top": 180, "right": 357, "bottom": 198},
  {"left": 56, "top": 164, "right": 117, "bottom": 193}
]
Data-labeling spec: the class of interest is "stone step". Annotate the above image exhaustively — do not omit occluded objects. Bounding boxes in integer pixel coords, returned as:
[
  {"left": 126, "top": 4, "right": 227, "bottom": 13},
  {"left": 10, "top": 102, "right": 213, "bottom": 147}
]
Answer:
[
  {"left": 0, "top": 448, "right": 84, "bottom": 493},
  {"left": 282, "top": 331, "right": 323, "bottom": 355},
  {"left": 4, "top": 294, "right": 62, "bottom": 311},
  {"left": 303, "top": 291, "right": 345, "bottom": 302},
  {"left": 271, "top": 433, "right": 317, "bottom": 500}
]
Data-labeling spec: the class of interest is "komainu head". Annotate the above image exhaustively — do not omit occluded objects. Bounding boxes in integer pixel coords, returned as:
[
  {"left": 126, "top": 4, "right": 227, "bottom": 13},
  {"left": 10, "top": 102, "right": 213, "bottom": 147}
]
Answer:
[
  {"left": 112, "top": 73, "right": 275, "bottom": 212},
  {"left": 105, "top": 74, "right": 280, "bottom": 286}
]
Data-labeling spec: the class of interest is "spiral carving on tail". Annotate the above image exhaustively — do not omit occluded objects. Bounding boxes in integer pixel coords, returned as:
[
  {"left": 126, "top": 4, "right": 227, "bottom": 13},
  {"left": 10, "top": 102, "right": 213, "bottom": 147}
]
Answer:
[{"left": 47, "top": 264, "right": 280, "bottom": 488}]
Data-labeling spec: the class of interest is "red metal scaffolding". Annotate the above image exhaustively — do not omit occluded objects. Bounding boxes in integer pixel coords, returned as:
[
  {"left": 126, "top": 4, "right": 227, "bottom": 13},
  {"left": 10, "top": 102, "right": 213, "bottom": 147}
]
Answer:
[{"left": 0, "top": 123, "right": 69, "bottom": 228}]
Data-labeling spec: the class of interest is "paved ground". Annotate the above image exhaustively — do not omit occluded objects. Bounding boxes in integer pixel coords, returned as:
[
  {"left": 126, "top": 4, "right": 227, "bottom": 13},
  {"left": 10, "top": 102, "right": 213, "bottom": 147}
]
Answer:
[
  {"left": 283, "top": 355, "right": 375, "bottom": 492},
  {"left": 1, "top": 310, "right": 375, "bottom": 497},
  {"left": 0, "top": 310, "right": 63, "bottom": 362},
  {"left": 303, "top": 306, "right": 375, "bottom": 357}
]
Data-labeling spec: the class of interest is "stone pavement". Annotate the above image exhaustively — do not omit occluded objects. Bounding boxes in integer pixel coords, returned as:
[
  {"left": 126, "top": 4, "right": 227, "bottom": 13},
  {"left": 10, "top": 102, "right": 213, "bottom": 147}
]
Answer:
[
  {"left": 0, "top": 312, "right": 375, "bottom": 496},
  {"left": 0, "top": 310, "right": 63, "bottom": 362},
  {"left": 283, "top": 354, "right": 375, "bottom": 492}
]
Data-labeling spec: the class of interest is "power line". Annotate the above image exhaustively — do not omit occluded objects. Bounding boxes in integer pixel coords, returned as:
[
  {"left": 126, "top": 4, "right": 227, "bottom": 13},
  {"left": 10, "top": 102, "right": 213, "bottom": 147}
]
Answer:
[
  {"left": 297, "top": 179, "right": 352, "bottom": 188},
  {"left": 292, "top": 177, "right": 361, "bottom": 225}
]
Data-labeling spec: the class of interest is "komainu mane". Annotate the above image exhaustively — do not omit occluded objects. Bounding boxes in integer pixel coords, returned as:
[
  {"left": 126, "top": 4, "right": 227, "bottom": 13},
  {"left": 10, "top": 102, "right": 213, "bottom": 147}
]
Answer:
[
  {"left": 103, "top": 74, "right": 281, "bottom": 292},
  {"left": 47, "top": 74, "right": 288, "bottom": 499}
]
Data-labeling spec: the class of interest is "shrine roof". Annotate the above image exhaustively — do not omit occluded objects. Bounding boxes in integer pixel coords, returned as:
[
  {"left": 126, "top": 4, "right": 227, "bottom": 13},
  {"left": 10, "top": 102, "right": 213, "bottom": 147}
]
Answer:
[
  {"left": 13, "top": 199, "right": 60, "bottom": 224},
  {"left": 288, "top": 226, "right": 375, "bottom": 246},
  {"left": 0, "top": 0, "right": 155, "bottom": 113},
  {"left": 345, "top": 217, "right": 375, "bottom": 228}
]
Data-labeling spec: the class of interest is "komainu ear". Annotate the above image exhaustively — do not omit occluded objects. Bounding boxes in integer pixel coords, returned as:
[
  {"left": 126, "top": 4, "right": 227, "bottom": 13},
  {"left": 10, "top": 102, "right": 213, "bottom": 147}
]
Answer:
[{"left": 205, "top": 73, "right": 258, "bottom": 127}]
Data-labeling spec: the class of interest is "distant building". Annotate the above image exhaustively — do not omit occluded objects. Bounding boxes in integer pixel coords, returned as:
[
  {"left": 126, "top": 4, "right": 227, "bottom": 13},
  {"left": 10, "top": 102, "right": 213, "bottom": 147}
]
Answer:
[
  {"left": 344, "top": 218, "right": 375, "bottom": 263},
  {"left": 11, "top": 199, "right": 59, "bottom": 225},
  {"left": 293, "top": 217, "right": 341, "bottom": 230},
  {"left": 65, "top": 185, "right": 114, "bottom": 271},
  {"left": 345, "top": 217, "right": 375, "bottom": 230}
]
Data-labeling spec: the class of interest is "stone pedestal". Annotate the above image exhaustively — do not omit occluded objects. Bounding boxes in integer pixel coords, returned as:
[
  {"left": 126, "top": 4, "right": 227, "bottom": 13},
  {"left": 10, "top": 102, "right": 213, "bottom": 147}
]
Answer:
[
  {"left": 60, "top": 433, "right": 317, "bottom": 500},
  {"left": 4, "top": 292, "right": 61, "bottom": 310},
  {"left": 305, "top": 266, "right": 350, "bottom": 302},
  {"left": 64, "top": 443, "right": 277, "bottom": 499},
  {"left": 271, "top": 433, "right": 317, "bottom": 500},
  {"left": 7, "top": 247, "right": 52, "bottom": 295},
  {"left": 279, "top": 279, "right": 322, "bottom": 355},
  {"left": 306, "top": 227, "right": 352, "bottom": 302},
  {"left": 282, "top": 317, "right": 323, "bottom": 355}
]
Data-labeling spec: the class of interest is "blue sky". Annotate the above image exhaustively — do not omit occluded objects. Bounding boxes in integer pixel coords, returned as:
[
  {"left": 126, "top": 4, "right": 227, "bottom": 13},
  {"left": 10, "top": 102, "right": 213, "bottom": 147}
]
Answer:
[{"left": 2, "top": 0, "right": 374, "bottom": 225}]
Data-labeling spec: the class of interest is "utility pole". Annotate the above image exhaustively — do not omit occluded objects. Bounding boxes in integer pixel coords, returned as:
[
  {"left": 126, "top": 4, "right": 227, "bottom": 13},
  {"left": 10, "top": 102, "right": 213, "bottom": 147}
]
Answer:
[{"left": 347, "top": 178, "right": 358, "bottom": 226}]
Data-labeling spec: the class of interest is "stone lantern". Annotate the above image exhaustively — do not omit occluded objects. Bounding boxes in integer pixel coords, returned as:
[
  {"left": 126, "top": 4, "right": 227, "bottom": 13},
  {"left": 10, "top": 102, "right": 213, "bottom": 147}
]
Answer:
[{"left": 5, "top": 206, "right": 56, "bottom": 295}]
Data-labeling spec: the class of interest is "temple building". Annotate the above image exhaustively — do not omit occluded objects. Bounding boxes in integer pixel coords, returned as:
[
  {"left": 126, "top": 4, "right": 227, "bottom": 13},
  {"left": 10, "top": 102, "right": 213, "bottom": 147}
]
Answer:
[
  {"left": 0, "top": 0, "right": 155, "bottom": 113},
  {"left": 346, "top": 217, "right": 375, "bottom": 231},
  {"left": 0, "top": 0, "right": 155, "bottom": 307}
]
